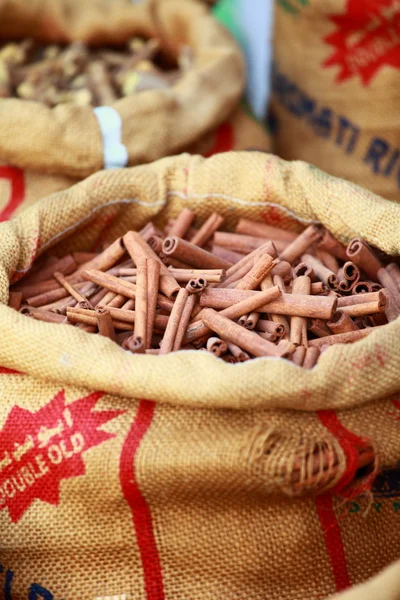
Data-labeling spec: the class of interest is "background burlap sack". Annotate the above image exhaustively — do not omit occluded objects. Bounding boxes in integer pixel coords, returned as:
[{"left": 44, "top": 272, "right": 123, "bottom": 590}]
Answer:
[
  {"left": 0, "top": 163, "right": 78, "bottom": 222},
  {"left": 1, "top": 152, "right": 400, "bottom": 599},
  {"left": 0, "top": 0, "right": 244, "bottom": 178},
  {"left": 271, "top": 0, "right": 400, "bottom": 202},
  {"left": 188, "top": 105, "right": 272, "bottom": 156},
  {"left": 0, "top": 106, "right": 270, "bottom": 221}
]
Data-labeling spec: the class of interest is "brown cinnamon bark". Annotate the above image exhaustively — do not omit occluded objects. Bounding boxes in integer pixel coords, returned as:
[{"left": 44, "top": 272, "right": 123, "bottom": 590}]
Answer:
[
  {"left": 318, "top": 229, "right": 348, "bottom": 261},
  {"left": 134, "top": 258, "right": 148, "bottom": 348},
  {"left": 290, "top": 276, "right": 311, "bottom": 346},
  {"left": 159, "top": 287, "right": 189, "bottom": 354},
  {"left": 302, "top": 347, "right": 320, "bottom": 369},
  {"left": 377, "top": 268, "right": 400, "bottom": 310},
  {"left": 279, "top": 225, "right": 323, "bottom": 264},
  {"left": 206, "top": 337, "right": 228, "bottom": 357},
  {"left": 76, "top": 238, "right": 125, "bottom": 274},
  {"left": 53, "top": 271, "right": 93, "bottom": 306},
  {"left": 82, "top": 269, "right": 135, "bottom": 299},
  {"left": 22, "top": 307, "right": 68, "bottom": 324},
  {"left": 8, "top": 291, "right": 23, "bottom": 310},
  {"left": 123, "top": 231, "right": 180, "bottom": 299},
  {"left": 292, "top": 346, "right": 306, "bottom": 366},
  {"left": 96, "top": 306, "right": 116, "bottom": 341},
  {"left": 235, "top": 254, "right": 276, "bottom": 290},
  {"left": 214, "top": 231, "right": 287, "bottom": 255},
  {"left": 146, "top": 259, "right": 160, "bottom": 350},
  {"left": 235, "top": 218, "right": 297, "bottom": 242},
  {"left": 190, "top": 213, "right": 224, "bottom": 247},
  {"left": 162, "top": 236, "right": 232, "bottom": 270},
  {"left": 386, "top": 263, "right": 400, "bottom": 290},
  {"left": 327, "top": 311, "right": 359, "bottom": 334},
  {"left": 201, "top": 309, "right": 295, "bottom": 358},
  {"left": 213, "top": 246, "right": 244, "bottom": 265},
  {"left": 347, "top": 238, "right": 382, "bottom": 280},
  {"left": 168, "top": 208, "right": 195, "bottom": 238},
  {"left": 301, "top": 254, "right": 338, "bottom": 290},
  {"left": 200, "top": 289, "right": 337, "bottom": 319}
]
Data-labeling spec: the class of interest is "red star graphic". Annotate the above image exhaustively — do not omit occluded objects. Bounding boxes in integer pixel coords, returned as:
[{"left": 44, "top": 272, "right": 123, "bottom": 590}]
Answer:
[{"left": 0, "top": 390, "right": 124, "bottom": 523}]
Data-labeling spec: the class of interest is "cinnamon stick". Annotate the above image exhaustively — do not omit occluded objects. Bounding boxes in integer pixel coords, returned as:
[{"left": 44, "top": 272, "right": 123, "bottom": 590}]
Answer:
[
  {"left": 213, "top": 246, "right": 244, "bottom": 265},
  {"left": 377, "top": 268, "right": 400, "bottom": 310},
  {"left": 302, "top": 347, "right": 320, "bottom": 369},
  {"left": 67, "top": 306, "right": 168, "bottom": 331},
  {"left": 76, "top": 238, "right": 125, "bottom": 274},
  {"left": 184, "top": 286, "right": 282, "bottom": 344},
  {"left": 146, "top": 258, "right": 160, "bottom": 350},
  {"left": 8, "top": 291, "right": 23, "bottom": 310},
  {"left": 162, "top": 236, "right": 232, "bottom": 270},
  {"left": 279, "top": 225, "right": 323, "bottom": 264},
  {"left": 226, "top": 342, "right": 250, "bottom": 362},
  {"left": 159, "top": 287, "right": 189, "bottom": 355},
  {"left": 292, "top": 346, "right": 306, "bottom": 366},
  {"left": 290, "top": 276, "right": 311, "bottom": 346},
  {"left": 22, "top": 307, "right": 68, "bottom": 324},
  {"left": 82, "top": 269, "right": 135, "bottom": 299},
  {"left": 190, "top": 212, "right": 224, "bottom": 247},
  {"left": 243, "top": 312, "right": 261, "bottom": 330},
  {"left": 122, "top": 335, "right": 145, "bottom": 354},
  {"left": 214, "top": 231, "right": 287, "bottom": 255},
  {"left": 327, "top": 311, "right": 359, "bottom": 334},
  {"left": 134, "top": 258, "right": 148, "bottom": 348},
  {"left": 318, "top": 230, "right": 348, "bottom": 261},
  {"left": 235, "top": 218, "right": 297, "bottom": 242},
  {"left": 301, "top": 254, "right": 338, "bottom": 290},
  {"left": 96, "top": 306, "right": 116, "bottom": 341},
  {"left": 235, "top": 254, "right": 276, "bottom": 290},
  {"left": 386, "top": 263, "right": 400, "bottom": 291},
  {"left": 53, "top": 271, "right": 93, "bottom": 306},
  {"left": 123, "top": 231, "right": 180, "bottom": 299},
  {"left": 206, "top": 337, "right": 228, "bottom": 357},
  {"left": 202, "top": 309, "right": 294, "bottom": 358},
  {"left": 347, "top": 238, "right": 382, "bottom": 280},
  {"left": 168, "top": 208, "right": 195, "bottom": 238},
  {"left": 200, "top": 289, "right": 337, "bottom": 319}
]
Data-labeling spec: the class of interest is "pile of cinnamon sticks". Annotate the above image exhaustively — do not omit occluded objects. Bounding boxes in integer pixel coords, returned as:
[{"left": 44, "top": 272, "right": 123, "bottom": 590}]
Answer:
[
  {"left": 0, "top": 37, "right": 186, "bottom": 106},
  {"left": 9, "top": 209, "right": 400, "bottom": 368}
]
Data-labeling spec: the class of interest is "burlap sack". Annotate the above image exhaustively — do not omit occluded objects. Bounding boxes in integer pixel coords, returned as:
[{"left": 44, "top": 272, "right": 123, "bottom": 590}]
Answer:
[
  {"left": 271, "top": 0, "right": 400, "bottom": 202},
  {"left": 0, "top": 0, "right": 244, "bottom": 179},
  {"left": 1, "top": 152, "right": 400, "bottom": 600},
  {"left": 188, "top": 105, "right": 272, "bottom": 156},
  {"left": 0, "top": 164, "right": 79, "bottom": 222},
  {"left": 0, "top": 106, "right": 270, "bottom": 221}
]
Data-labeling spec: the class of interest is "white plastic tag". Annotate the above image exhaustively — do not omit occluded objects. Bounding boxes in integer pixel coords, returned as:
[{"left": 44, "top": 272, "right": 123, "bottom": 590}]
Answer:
[{"left": 93, "top": 106, "right": 129, "bottom": 170}]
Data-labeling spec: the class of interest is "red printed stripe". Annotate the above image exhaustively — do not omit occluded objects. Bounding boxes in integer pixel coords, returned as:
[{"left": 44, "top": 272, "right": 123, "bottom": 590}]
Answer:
[
  {"left": 0, "top": 367, "right": 23, "bottom": 375},
  {"left": 318, "top": 410, "right": 368, "bottom": 494},
  {"left": 120, "top": 400, "right": 165, "bottom": 600},
  {"left": 0, "top": 166, "right": 25, "bottom": 222},
  {"left": 204, "top": 122, "right": 235, "bottom": 157},
  {"left": 315, "top": 493, "right": 351, "bottom": 592},
  {"left": 315, "top": 410, "right": 357, "bottom": 593}
]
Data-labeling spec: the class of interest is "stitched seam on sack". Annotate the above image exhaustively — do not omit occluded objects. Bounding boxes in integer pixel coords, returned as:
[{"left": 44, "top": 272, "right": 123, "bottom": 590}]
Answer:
[
  {"left": 167, "top": 191, "right": 319, "bottom": 224},
  {"left": 14, "top": 197, "right": 166, "bottom": 273}
]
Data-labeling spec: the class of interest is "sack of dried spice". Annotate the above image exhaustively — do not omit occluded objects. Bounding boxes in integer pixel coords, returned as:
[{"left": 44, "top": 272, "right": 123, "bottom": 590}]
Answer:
[
  {"left": 0, "top": 0, "right": 244, "bottom": 196},
  {"left": 271, "top": 0, "right": 400, "bottom": 202},
  {"left": 1, "top": 152, "right": 400, "bottom": 599}
]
